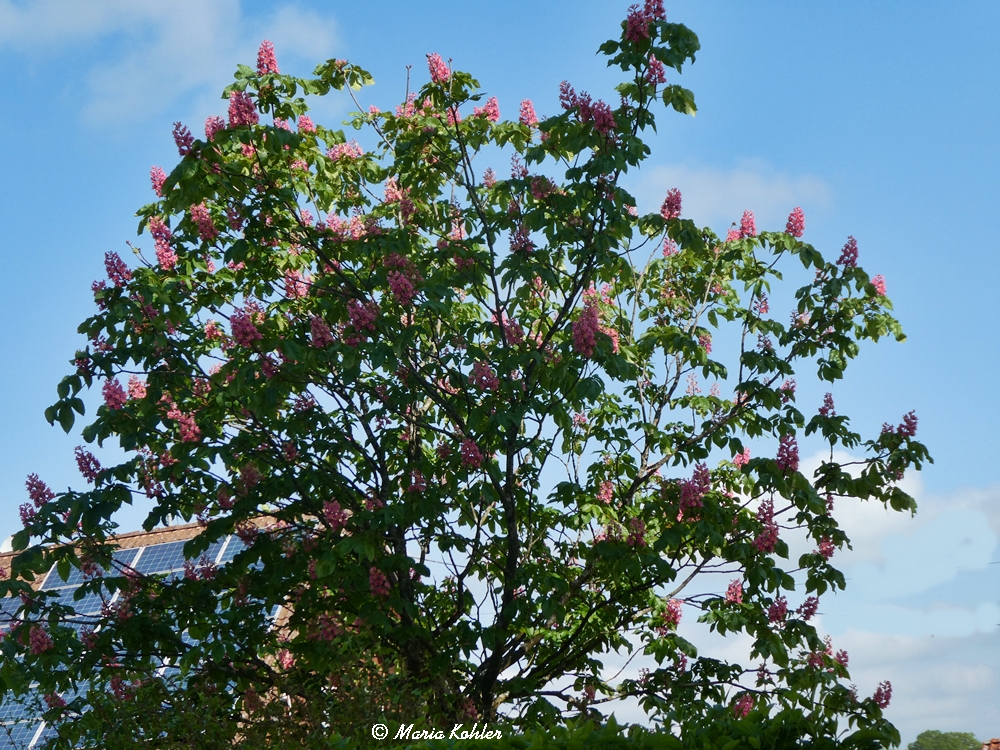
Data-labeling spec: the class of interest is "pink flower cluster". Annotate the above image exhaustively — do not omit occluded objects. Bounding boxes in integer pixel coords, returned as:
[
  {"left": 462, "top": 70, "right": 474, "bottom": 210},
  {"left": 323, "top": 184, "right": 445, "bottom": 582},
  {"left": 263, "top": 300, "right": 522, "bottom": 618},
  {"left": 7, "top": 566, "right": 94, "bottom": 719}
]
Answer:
[
  {"left": 74, "top": 446, "right": 102, "bottom": 483},
  {"left": 426, "top": 53, "right": 450, "bottom": 83},
  {"left": 661, "top": 188, "right": 682, "bottom": 220},
  {"left": 626, "top": 517, "right": 646, "bottom": 547},
  {"left": 817, "top": 537, "right": 835, "bottom": 559},
  {"left": 767, "top": 595, "right": 787, "bottom": 624},
  {"left": 679, "top": 463, "right": 710, "bottom": 517},
  {"left": 733, "top": 448, "right": 751, "bottom": 468},
  {"left": 776, "top": 434, "right": 799, "bottom": 473},
  {"left": 103, "top": 380, "right": 127, "bottom": 410},
  {"left": 837, "top": 236, "right": 858, "bottom": 267},
  {"left": 872, "top": 680, "right": 892, "bottom": 709},
  {"left": 26, "top": 474, "right": 55, "bottom": 511},
  {"left": 310, "top": 316, "right": 333, "bottom": 348},
  {"left": 323, "top": 499, "right": 348, "bottom": 532},
  {"left": 230, "top": 309, "right": 263, "bottom": 347},
  {"left": 228, "top": 90, "right": 259, "bottom": 127},
  {"left": 797, "top": 596, "right": 819, "bottom": 621},
  {"left": 29, "top": 625, "right": 53, "bottom": 655},
  {"left": 164, "top": 400, "right": 201, "bottom": 443},
  {"left": 150, "top": 166, "right": 166, "bottom": 196},
  {"left": 572, "top": 298, "right": 600, "bottom": 358},
  {"left": 596, "top": 480, "right": 614, "bottom": 504},
  {"left": 346, "top": 299, "right": 379, "bottom": 345},
  {"left": 558, "top": 82, "right": 616, "bottom": 135},
  {"left": 105, "top": 251, "right": 132, "bottom": 287},
  {"left": 871, "top": 274, "right": 887, "bottom": 296},
  {"left": 660, "top": 598, "right": 683, "bottom": 630},
  {"left": 190, "top": 203, "right": 218, "bottom": 242},
  {"left": 725, "top": 579, "right": 743, "bottom": 604},
  {"left": 473, "top": 96, "right": 500, "bottom": 122},
  {"left": 369, "top": 568, "right": 391, "bottom": 598},
  {"left": 460, "top": 438, "right": 484, "bottom": 469},
  {"left": 732, "top": 693, "right": 753, "bottom": 718},
  {"left": 819, "top": 393, "right": 835, "bottom": 417},
  {"left": 625, "top": 1, "right": 664, "bottom": 41},
  {"left": 519, "top": 99, "right": 538, "bottom": 127},
  {"left": 785, "top": 206, "right": 805, "bottom": 237},
  {"left": 205, "top": 115, "right": 225, "bottom": 141},
  {"left": 645, "top": 55, "right": 667, "bottom": 84},
  {"left": 172, "top": 122, "right": 193, "bottom": 156},
  {"left": 298, "top": 115, "right": 316, "bottom": 133},
  {"left": 149, "top": 216, "right": 177, "bottom": 270},
  {"left": 384, "top": 253, "right": 422, "bottom": 306},
  {"left": 257, "top": 40, "right": 279, "bottom": 75},
  {"left": 739, "top": 210, "right": 757, "bottom": 238},
  {"left": 470, "top": 361, "right": 499, "bottom": 391},
  {"left": 754, "top": 497, "right": 778, "bottom": 553},
  {"left": 328, "top": 140, "right": 363, "bottom": 160}
]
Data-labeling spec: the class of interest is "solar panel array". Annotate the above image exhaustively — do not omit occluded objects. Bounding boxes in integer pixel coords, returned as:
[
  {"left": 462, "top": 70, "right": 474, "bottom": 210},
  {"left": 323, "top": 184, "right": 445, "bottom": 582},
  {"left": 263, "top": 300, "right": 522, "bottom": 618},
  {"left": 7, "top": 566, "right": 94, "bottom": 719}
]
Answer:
[{"left": 0, "top": 532, "right": 254, "bottom": 749}]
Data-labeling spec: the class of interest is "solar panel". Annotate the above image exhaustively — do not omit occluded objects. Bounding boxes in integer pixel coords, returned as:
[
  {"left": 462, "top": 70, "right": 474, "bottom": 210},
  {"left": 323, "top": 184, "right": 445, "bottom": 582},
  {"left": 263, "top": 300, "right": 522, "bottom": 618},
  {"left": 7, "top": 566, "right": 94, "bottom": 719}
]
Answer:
[
  {"left": 133, "top": 540, "right": 189, "bottom": 575},
  {"left": 41, "top": 548, "right": 140, "bottom": 589},
  {"left": 0, "top": 720, "right": 42, "bottom": 749}
]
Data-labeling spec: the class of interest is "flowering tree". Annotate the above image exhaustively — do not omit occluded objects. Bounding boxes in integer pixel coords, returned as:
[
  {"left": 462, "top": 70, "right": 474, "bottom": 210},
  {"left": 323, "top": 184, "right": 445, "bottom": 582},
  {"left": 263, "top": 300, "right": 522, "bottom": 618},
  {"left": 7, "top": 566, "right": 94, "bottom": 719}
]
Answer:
[{"left": 1, "top": 5, "right": 929, "bottom": 748}]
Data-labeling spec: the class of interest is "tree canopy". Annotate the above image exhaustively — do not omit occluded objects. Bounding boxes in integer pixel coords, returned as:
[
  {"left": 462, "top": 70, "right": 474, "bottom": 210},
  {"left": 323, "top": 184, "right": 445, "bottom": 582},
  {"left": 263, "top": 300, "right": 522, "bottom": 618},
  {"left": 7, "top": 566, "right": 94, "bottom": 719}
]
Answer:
[{"left": 0, "top": 4, "right": 929, "bottom": 748}]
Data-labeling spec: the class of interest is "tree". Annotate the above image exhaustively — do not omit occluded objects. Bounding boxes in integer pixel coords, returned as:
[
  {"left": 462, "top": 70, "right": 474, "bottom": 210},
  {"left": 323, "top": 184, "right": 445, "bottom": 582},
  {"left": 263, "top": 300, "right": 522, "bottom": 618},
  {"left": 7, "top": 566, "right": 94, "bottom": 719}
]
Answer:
[
  {"left": 908, "top": 731, "right": 982, "bottom": 750},
  {"left": 1, "top": 4, "right": 930, "bottom": 748}
]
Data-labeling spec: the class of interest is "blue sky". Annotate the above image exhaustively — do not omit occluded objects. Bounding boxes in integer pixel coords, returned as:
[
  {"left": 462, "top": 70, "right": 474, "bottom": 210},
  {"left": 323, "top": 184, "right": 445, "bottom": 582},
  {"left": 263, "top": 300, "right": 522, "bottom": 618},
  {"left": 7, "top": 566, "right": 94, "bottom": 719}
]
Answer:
[{"left": 0, "top": 0, "right": 998, "bottom": 743}]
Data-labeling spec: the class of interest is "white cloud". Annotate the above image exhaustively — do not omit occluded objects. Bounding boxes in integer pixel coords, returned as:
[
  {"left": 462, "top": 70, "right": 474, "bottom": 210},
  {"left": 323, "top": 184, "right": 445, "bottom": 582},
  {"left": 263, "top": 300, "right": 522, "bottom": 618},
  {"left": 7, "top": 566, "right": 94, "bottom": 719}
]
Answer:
[
  {"left": 0, "top": 0, "right": 339, "bottom": 125},
  {"left": 635, "top": 158, "right": 831, "bottom": 231}
]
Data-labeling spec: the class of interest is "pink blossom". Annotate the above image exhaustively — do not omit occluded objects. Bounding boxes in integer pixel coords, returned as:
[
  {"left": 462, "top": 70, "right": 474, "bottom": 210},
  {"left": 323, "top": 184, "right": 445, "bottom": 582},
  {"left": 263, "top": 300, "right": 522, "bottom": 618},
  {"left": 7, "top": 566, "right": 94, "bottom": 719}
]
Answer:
[
  {"left": 739, "top": 210, "right": 757, "bottom": 238},
  {"left": 483, "top": 168, "right": 497, "bottom": 188},
  {"left": 662, "top": 238, "right": 677, "bottom": 256},
  {"left": 898, "top": 410, "right": 918, "bottom": 437},
  {"left": 276, "top": 649, "right": 295, "bottom": 671},
  {"left": 347, "top": 299, "right": 379, "bottom": 334},
  {"left": 817, "top": 537, "right": 835, "bottom": 560},
  {"left": 204, "top": 115, "right": 226, "bottom": 142},
  {"left": 819, "top": 393, "right": 835, "bottom": 417},
  {"left": 149, "top": 216, "right": 176, "bottom": 270},
  {"left": 779, "top": 378, "right": 795, "bottom": 402},
  {"left": 228, "top": 90, "right": 259, "bottom": 127},
  {"left": 559, "top": 81, "right": 577, "bottom": 110},
  {"left": 732, "top": 694, "right": 753, "bottom": 718},
  {"left": 725, "top": 579, "right": 743, "bottom": 604},
  {"left": 835, "top": 649, "right": 849, "bottom": 668},
  {"left": 103, "top": 380, "right": 127, "bottom": 410},
  {"left": 172, "top": 122, "right": 194, "bottom": 156},
  {"left": 327, "top": 141, "right": 363, "bottom": 160},
  {"left": 626, "top": 517, "right": 646, "bottom": 547},
  {"left": 776, "top": 434, "right": 799, "bottom": 473},
  {"left": 43, "top": 692, "right": 66, "bottom": 710},
  {"left": 460, "top": 438, "right": 484, "bottom": 469},
  {"left": 470, "top": 361, "right": 499, "bottom": 391},
  {"left": 426, "top": 52, "right": 450, "bottom": 83},
  {"left": 105, "top": 251, "right": 132, "bottom": 287},
  {"left": 625, "top": 4, "right": 651, "bottom": 41},
  {"left": 190, "top": 203, "right": 218, "bottom": 241},
  {"left": 660, "top": 188, "right": 682, "bottom": 220},
  {"left": 591, "top": 100, "right": 617, "bottom": 135},
  {"left": 733, "top": 448, "right": 751, "bottom": 468},
  {"left": 509, "top": 224, "right": 534, "bottom": 254},
  {"left": 284, "top": 269, "right": 308, "bottom": 299},
  {"left": 387, "top": 271, "right": 417, "bottom": 306},
  {"left": 75, "top": 446, "right": 102, "bottom": 483},
  {"left": 645, "top": 0, "right": 666, "bottom": 20},
  {"left": 726, "top": 228, "right": 740, "bottom": 242},
  {"left": 19, "top": 503, "right": 35, "bottom": 526},
  {"left": 572, "top": 299, "right": 601, "bottom": 357},
  {"left": 754, "top": 497, "right": 779, "bottom": 553},
  {"left": 519, "top": 99, "right": 538, "bottom": 127},
  {"left": 369, "top": 568, "right": 391, "bottom": 598},
  {"left": 660, "top": 598, "right": 682, "bottom": 629},
  {"left": 785, "top": 206, "right": 805, "bottom": 237},
  {"left": 474, "top": 96, "right": 500, "bottom": 122},
  {"left": 298, "top": 115, "right": 316, "bottom": 133},
  {"left": 29, "top": 625, "right": 53, "bottom": 655},
  {"left": 257, "top": 40, "right": 279, "bottom": 75},
  {"left": 408, "top": 470, "right": 426, "bottom": 493},
  {"left": 679, "top": 463, "right": 710, "bottom": 517},
  {"left": 797, "top": 596, "right": 819, "bottom": 621},
  {"left": 596, "top": 481, "right": 614, "bottom": 504},
  {"left": 150, "top": 166, "right": 167, "bottom": 196},
  {"left": 645, "top": 55, "right": 667, "bottom": 84},
  {"left": 872, "top": 274, "right": 887, "bottom": 296},
  {"left": 323, "top": 499, "right": 348, "bottom": 532},
  {"left": 230, "top": 309, "right": 263, "bottom": 347},
  {"left": 837, "top": 236, "right": 858, "bottom": 267},
  {"left": 767, "top": 595, "right": 787, "bottom": 623},
  {"left": 872, "top": 680, "right": 892, "bottom": 709},
  {"left": 26, "top": 474, "right": 55, "bottom": 507},
  {"left": 310, "top": 316, "right": 333, "bottom": 347}
]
